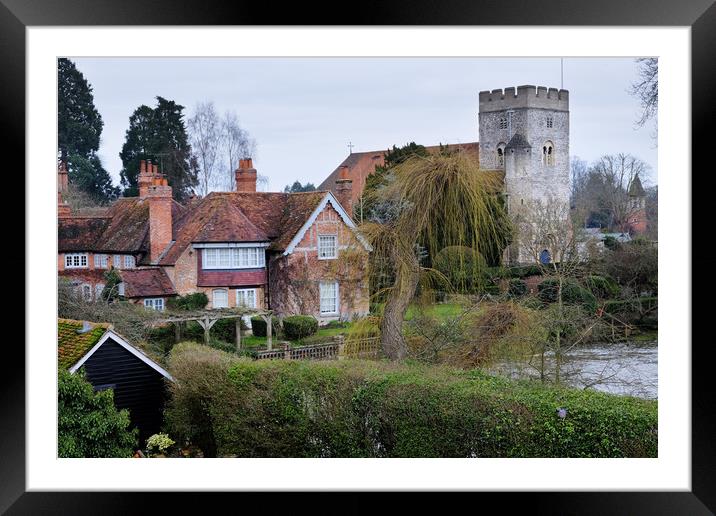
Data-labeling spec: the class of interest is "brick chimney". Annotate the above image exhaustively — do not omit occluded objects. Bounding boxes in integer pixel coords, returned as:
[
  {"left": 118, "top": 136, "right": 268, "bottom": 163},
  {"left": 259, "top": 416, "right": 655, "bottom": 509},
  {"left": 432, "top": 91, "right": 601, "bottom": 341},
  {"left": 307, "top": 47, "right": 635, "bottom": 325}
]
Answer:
[
  {"left": 335, "top": 165, "right": 353, "bottom": 219},
  {"left": 138, "top": 159, "right": 155, "bottom": 198},
  {"left": 146, "top": 170, "right": 173, "bottom": 263},
  {"left": 58, "top": 161, "right": 71, "bottom": 217},
  {"left": 235, "top": 158, "right": 257, "bottom": 192}
]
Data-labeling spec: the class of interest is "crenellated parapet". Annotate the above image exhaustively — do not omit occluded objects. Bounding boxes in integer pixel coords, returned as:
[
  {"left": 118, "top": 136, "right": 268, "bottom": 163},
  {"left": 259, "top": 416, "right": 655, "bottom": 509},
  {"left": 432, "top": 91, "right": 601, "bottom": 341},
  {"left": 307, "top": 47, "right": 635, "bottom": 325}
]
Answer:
[{"left": 479, "top": 85, "right": 569, "bottom": 112}]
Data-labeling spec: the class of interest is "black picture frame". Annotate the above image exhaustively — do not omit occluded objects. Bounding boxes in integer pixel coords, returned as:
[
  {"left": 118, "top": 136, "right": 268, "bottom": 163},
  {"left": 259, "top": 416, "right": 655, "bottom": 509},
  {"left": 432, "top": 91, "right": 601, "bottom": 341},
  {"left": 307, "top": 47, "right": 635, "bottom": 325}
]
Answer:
[{"left": 4, "top": 0, "right": 711, "bottom": 512}]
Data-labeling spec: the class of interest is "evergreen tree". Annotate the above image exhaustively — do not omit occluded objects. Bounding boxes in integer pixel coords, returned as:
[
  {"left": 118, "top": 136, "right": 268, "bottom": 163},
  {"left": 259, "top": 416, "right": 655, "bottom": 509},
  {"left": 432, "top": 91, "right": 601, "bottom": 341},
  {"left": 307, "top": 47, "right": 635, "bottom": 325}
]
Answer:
[
  {"left": 66, "top": 153, "right": 119, "bottom": 203},
  {"left": 119, "top": 97, "right": 198, "bottom": 200},
  {"left": 283, "top": 181, "right": 317, "bottom": 193},
  {"left": 58, "top": 58, "right": 118, "bottom": 204},
  {"left": 58, "top": 58, "right": 104, "bottom": 161}
]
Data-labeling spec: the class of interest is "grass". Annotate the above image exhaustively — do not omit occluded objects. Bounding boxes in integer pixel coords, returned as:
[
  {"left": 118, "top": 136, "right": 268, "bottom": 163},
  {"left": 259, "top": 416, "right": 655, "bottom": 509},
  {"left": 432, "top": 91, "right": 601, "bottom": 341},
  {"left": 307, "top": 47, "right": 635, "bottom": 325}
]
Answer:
[
  {"left": 405, "top": 302, "right": 468, "bottom": 321},
  {"left": 238, "top": 323, "right": 353, "bottom": 349}
]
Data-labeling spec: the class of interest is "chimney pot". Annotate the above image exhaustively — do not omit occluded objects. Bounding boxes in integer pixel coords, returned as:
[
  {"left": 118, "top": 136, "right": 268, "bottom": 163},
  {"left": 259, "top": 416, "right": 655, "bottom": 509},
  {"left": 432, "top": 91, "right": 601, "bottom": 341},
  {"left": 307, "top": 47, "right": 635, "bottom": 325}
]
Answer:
[
  {"left": 235, "top": 158, "right": 257, "bottom": 193},
  {"left": 140, "top": 160, "right": 146, "bottom": 174}
]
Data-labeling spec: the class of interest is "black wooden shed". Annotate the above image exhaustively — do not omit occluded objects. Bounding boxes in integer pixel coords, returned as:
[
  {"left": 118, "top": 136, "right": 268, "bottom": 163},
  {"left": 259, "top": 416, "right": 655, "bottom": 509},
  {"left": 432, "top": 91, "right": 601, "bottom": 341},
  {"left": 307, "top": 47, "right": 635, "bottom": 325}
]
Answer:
[{"left": 58, "top": 319, "right": 174, "bottom": 442}]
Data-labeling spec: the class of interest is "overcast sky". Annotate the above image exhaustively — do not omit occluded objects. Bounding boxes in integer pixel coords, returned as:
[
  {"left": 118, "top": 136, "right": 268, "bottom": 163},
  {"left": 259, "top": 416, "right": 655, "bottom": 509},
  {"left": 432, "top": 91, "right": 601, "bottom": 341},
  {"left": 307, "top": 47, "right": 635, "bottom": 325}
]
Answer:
[{"left": 71, "top": 57, "right": 657, "bottom": 192}]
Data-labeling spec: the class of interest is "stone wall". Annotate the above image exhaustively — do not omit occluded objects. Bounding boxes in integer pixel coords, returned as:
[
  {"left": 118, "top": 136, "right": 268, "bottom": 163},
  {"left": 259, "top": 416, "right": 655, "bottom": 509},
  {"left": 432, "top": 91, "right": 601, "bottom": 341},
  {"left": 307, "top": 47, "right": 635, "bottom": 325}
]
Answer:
[{"left": 479, "top": 85, "right": 571, "bottom": 264}]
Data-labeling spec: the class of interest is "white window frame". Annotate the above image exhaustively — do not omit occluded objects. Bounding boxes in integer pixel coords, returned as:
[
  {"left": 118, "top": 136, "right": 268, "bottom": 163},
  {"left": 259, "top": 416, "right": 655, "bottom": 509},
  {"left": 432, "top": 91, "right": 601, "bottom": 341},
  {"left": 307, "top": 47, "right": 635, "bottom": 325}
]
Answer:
[
  {"left": 318, "top": 235, "right": 338, "bottom": 260},
  {"left": 143, "top": 298, "right": 165, "bottom": 311},
  {"left": 319, "top": 281, "right": 339, "bottom": 315},
  {"left": 212, "top": 289, "right": 229, "bottom": 309},
  {"left": 113, "top": 254, "right": 122, "bottom": 269},
  {"left": 65, "top": 253, "right": 88, "bottom": 269},
  {"left": 202, "top": 247, "right": 265, "bottom": 270},
  {"left": 124, "top": 255, "right": 136, "bottom": 269},
  {"left": 94, "top": 254, "right": 108, "bottom": 269},
  {"left": 94, "top": 283, "right": 105, "bottom": 300},
  {"left": 236, "top": 288, "right": 257, "bottom": 308}
]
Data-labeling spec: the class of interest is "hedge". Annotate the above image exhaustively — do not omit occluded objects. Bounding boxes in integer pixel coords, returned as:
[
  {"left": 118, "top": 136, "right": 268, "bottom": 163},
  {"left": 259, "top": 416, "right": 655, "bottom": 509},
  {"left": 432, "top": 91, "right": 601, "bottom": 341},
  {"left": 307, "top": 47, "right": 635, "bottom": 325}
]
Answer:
[
  {"left": 164, "top": 344, "right": 658, "bottom": 458},
  {"left": 250, "top": 316, "right": 281, "bottom": 338},
  {"left": 283, "top": 315, "right": 318, "bottom": 340}
]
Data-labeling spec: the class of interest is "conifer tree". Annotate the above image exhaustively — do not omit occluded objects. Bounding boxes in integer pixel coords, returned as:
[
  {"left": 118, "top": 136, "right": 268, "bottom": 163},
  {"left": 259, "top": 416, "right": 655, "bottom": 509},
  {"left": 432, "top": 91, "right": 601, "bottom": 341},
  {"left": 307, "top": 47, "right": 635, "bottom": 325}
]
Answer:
[
  {"left": 58, "top": 58, "right": 117, "bottom": 203},
  {"left": 119, "top": 97, "right": 198, "bottom": 200}
]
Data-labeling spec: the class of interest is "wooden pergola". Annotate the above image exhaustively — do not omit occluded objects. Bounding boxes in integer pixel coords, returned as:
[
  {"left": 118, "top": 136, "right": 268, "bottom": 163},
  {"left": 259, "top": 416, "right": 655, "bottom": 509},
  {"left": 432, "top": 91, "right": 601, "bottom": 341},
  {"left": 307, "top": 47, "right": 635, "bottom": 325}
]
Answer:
[{"left": 151, "top": 307, "right": 275, "bottom": 351}]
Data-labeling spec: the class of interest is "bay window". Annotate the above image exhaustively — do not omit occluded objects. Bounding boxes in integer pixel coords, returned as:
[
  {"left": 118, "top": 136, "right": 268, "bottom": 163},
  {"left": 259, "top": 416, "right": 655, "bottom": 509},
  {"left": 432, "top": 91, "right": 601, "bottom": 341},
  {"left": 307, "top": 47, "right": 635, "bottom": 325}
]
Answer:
[{"left": 202, "top": 247, "right": 265, "bottom": 269}]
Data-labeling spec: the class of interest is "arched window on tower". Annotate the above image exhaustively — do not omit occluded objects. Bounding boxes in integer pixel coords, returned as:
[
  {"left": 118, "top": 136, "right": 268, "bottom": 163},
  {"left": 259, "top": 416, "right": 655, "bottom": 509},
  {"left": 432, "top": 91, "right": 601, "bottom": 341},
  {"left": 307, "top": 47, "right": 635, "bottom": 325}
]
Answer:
[
  {"left": 496, "top": 142, "right": 506, "bottom": 168},
  {"left": 542, "top": 141, "right": 555, "bottom": 166}
]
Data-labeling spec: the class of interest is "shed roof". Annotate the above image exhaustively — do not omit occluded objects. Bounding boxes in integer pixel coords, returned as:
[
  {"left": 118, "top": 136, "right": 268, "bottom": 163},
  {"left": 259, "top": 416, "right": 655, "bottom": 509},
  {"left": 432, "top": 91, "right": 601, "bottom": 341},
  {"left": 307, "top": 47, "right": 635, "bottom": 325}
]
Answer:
[{"left": 57, "top": 318, "right": 111, "bottom": 370}]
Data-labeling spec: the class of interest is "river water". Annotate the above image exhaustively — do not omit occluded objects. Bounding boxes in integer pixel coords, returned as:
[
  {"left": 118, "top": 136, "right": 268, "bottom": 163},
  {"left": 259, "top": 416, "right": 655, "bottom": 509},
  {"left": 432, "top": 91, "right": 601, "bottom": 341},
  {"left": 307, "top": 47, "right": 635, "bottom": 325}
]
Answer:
[{"left": 489, "top": 342, "right": 658, "bottom": 399}]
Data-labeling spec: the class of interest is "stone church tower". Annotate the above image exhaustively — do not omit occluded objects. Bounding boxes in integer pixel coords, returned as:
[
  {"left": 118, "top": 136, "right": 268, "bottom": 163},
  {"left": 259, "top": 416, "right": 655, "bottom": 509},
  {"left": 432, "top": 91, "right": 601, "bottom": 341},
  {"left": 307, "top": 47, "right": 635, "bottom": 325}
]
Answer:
[{"left": 478, "top": 85, "right": 571, "bottom": 264}]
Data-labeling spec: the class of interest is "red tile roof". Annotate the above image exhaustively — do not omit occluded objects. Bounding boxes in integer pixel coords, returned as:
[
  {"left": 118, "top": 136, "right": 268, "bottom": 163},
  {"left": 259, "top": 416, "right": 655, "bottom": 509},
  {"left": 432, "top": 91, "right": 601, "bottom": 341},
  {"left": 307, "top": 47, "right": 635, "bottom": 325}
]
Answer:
[
  {"left": 59, "top": 190, "right": 330, "bottom": 267},
  {"left": 318, "top": 142, "right": 480, "bottom": 202},
  {"left": 119, "top": 268, "right": 177, "bottom": 298},
  {"left": 58, "top": 197, "right": 186, "bottom": 259},
  {"left": 159, "top": 191, "right": 326, "bottom": 265}
]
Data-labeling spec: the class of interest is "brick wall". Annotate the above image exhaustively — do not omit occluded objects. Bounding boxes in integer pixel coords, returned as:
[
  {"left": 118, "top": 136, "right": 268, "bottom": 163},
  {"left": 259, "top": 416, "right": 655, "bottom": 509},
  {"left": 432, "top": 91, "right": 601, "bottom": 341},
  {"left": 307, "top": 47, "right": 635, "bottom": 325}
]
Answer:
[{"left": 268, "top": 202, "right": 370, "bottom": 322}]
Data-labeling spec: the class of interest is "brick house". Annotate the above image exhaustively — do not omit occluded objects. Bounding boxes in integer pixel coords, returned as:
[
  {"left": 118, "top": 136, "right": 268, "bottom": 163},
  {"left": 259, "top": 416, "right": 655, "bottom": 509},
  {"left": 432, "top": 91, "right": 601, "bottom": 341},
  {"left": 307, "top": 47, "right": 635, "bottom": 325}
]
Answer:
[{"left": 58, "top": 159, "right": 371, "bottom": 323}]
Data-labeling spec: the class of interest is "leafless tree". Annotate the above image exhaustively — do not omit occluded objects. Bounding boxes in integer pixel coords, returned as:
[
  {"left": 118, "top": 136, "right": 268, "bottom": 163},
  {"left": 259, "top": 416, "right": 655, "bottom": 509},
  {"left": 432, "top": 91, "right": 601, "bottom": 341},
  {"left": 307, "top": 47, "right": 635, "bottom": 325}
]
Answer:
[
  {"left": 221, "top": 111, "right": 256, "bottom": 191},
  {"left": 630, "top": 58, "right": 658, "bottom": 129},
  {"left": 514, "top": 196, "right": 605, "bottom": 384},
  {"left": 188, "top": 101, "right": 223, "bottom": 196},
  {"left": 590, "top": 154, "right": 650, "bottom": 232}
]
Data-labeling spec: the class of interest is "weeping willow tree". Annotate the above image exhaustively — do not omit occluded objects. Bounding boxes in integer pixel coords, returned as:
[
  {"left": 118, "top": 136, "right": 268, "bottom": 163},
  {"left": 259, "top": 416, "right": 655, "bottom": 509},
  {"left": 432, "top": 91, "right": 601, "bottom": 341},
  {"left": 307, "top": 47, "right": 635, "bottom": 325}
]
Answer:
[{"left": 360, "top": 151, "right": 512, "bottom": 360}]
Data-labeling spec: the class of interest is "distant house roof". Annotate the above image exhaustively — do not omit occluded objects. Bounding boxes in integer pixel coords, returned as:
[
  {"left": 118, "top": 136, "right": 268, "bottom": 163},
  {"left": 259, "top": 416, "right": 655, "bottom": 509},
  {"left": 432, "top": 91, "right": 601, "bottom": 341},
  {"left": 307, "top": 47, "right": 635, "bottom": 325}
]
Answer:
[
  {"left": 318, "top": 142, "right": 480, "bottom": 203},
  {"left": 57, "top": 197, "right": 186, "bottom": 260},
  {"left": 628, "top": 173, "right": 646, "bottom": 197},
  {"left": 57, "top": 318, "right": 173, "bottom": 380},
  {"left": 119, "top": 268, "right": 178, "bottom": 298},
  {"left": 582, "top": 228, "right": 632, "bottom": 243}
]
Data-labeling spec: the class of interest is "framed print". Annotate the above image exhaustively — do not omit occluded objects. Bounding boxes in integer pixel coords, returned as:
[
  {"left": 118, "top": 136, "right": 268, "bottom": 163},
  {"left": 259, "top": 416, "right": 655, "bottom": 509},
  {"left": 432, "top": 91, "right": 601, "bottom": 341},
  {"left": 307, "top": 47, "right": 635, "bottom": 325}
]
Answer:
[{"left": 4, "top": 0, "right": 713, "bottom": 512}]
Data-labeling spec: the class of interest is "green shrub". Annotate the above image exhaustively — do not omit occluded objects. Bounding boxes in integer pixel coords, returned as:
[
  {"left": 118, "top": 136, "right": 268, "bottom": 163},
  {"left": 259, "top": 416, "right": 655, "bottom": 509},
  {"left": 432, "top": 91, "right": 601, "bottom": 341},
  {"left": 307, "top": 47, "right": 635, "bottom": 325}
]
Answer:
[
  {"left": 283, "top": 315, "right": 318, "bottom": 340},
  {"left": 164, "top": 346, "right": 658, "bottom": 458},
  {"left": 58, "top": 369, "right": 137, "bottom": 457},
  {"left": 585, "top": 275, "right": 620, "bottom": 300},
  {"left": 508, "top": 278, "right": 528, "bottom": 297},
  {"left": 250, "top": 316, "right": 281, "bottom": 337},
  {"left": 167, "top": 292, "right": 209, "bottom": 311},
  {"left": 324, "top": 320, "right": 350, "bottom": 329},
  {"left": 537, "top": 278, "right": 597, "bottom": 311},
  {"left": 209, "top": 338, "right": 238, "bottom": 354}
]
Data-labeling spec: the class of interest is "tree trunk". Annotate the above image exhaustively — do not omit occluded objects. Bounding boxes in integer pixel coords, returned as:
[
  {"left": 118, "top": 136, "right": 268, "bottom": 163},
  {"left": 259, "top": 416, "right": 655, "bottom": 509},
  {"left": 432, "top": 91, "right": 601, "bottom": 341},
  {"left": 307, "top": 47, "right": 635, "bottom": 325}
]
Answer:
[{"left": 380, "top": 255, "right": 420, "bottom": 360}]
